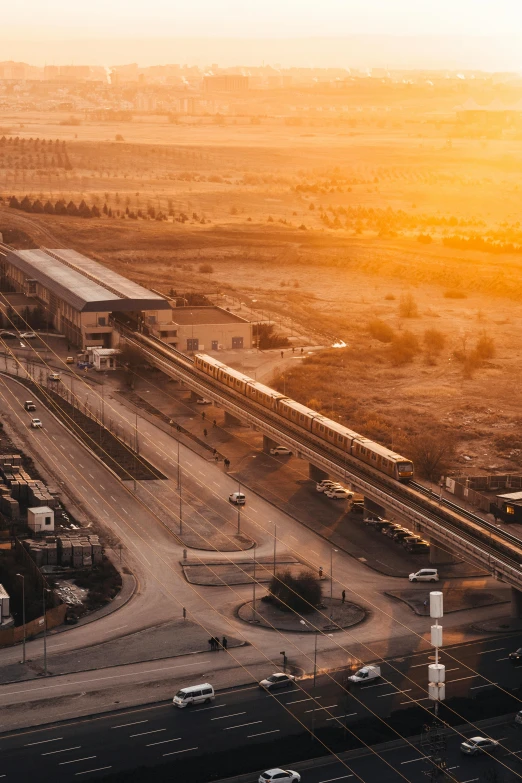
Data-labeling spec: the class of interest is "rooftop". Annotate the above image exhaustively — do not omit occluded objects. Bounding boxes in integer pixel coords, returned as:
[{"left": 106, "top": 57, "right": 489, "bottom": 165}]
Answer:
[
  {"left": 497, "top": 491, "right": 522, "bottom": 502},
  {"left": 171, "top": 306, "right": 250, "bottom": 326},
  {"left": 6, "top": 249, "right": 171, "bottom": 313}
]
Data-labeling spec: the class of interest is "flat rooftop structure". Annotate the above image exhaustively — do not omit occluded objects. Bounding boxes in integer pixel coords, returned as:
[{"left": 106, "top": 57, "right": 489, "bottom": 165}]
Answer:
[
  {"left": 497, "top": 491, "right": 522, "bottom": 502},
  {"left": 171, "top": 306, "right": 249, "bottom": 325},
  {"left": 6, "top": 249, "right": 171, "bottom": 313}
]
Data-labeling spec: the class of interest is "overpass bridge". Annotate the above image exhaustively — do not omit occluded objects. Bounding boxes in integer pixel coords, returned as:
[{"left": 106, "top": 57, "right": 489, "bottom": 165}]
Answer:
[{"left": 120, "top": 326, "right": 522, "bottom": 611}]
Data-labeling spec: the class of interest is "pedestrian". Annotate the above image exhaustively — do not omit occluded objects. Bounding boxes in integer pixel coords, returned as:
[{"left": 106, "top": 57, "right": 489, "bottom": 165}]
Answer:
[
  {"left": 222, "top": 636, "right": 228, "bottom": 650},
  {"left": 300, "top": 347, "right": 304, "bottom": 355},
  {"left": 202, "top": 411, "right": 205, "bottom": 420},
  {"left": 319, "top": 566, "right": 323, "bottom": 579},
  {"left": 292, "top": 346, "right": 295, "bottom": 354},
  {"left": 208, "top": 638, "right": 214, "bottom": 651},
  {"left": 213, "top": 419, "right": 217, "bottom": 427},
  {"left": 215, "top": 455, "right": 219, "bottom": 463},
  {"left": 214, "top": 636, "right": 220, "bottom": 650},
  {"left": 280, "top": 350, "right": 284, "bottom": 358},
  {"left": 342, "top": 590, "right": 346, "bottom": 604},
  {"left": 423, "top": 599, "right": 428, "bottom": 610},
  {"left": 203, "top": 428, "right": 207, "bottom": 437}
]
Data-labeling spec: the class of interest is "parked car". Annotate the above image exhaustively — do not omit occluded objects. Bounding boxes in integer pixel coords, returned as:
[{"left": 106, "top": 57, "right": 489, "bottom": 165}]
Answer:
[
  {"left": 364, "top": 514, "right": 383, "bottom": 525},
  {"left": 259, "top": 770, "right": 301, "bottom": 783},
  {"left": 409, "top": 569, "right": 439, "bottom": 583},
  {"left": 348, "top": 665, "right": 381, "bottom": 684},
  {"left": 509, "top": 648, "right": 522, "bottom": 662},
  {"left": 316, "top": 480, "right": 342, "bottom": 493},
  {"left": 48, "top": 372, "right": 61, "bottom": 381},
  {"left": 384, "top": 524, "right": 403, "bottom": 537},
  {"left": 515, "top": 709, "right": 522, "bottom": 725},
  {"left": 270, "top": 446, "right": 292, "bottom": 456},
  {"left": 407, "top": 541, "right": 430, "bottom": 554},
  {"left": 30, "top": 418, "right": 42, "bottom": 429},
  {"left": 259, "top": 673, "right": 296, "bottom": 691},
  {"left": 373, "top": 520, "right": 394, "bottom": 533},
  {"left": 24, "top": 400, "right": 36, "bottom": 411},
  {"left": 460, "top": 736, "right": 499, "bottom": 755},
  {"left": 196, "top": 398, "right": 212, "bottom": 405},
  {"left": 325, "top": 487, "right": 353, "bottom": 500},
  {"left": 393, "top": 528, "right": 413, "bottom": 542},
  {"left": 66, "top": 356, "right": 75, "bottom": 364},
  {"left": 19, "top": 332, "right": 36, "bottom": 339},
  {"left": 402, "top": 535, "right": 421, "bottom": 549},
  {"left": 0, "top": 331, "right": 17, "bottom": 339},
  {"left": 351, "top": 501, "right": 364, "bottom": 514},
  {"left": 229, "top": 492, "right": 246, "bottom": 505}
]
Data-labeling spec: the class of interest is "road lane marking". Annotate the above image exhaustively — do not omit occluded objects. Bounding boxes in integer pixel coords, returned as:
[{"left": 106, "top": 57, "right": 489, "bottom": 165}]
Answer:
[
  {"left": 400, "top": 698, "right": 432, "bottom": 704},
  {"left": 481, "top": 648, "right": 505, "bottom": 654},
  {"left": 88, "top": 473, "right": 94, "bottom": 479},
  {"left": 130, "top": 729, "right": 166, "bottom": 737},
  {"left": 193, "top": 705, "right": 226, "bottom": 712},
  {"left": 111, "top": 720, "right": 148, "bottom": 729},
  {"left": 99, "top": 484, "right": 105, "bottom": 489},
  {"left": 286, "top": 697, "right": 313, "bottom": 704},
  {"left": 326, "top": 713, "right": 357, "bottom": 721},
  {"left": 401, "top": 756, "right": 430, "bottom": 765},
  {"left": 445, "top": 668, "right": 459, "bottom": 673},
  {"left": 163, "top": 747, "right": 198, "bottom": 756},
  {"left": 122, "top": 508, "right": 128, "bottom": 515},
  {"left": 110, "top": 495, "right": 117, "bottom": 502},
  {"left": 460, "top": 779, "right": 479, "bottom": 783},
  {"left": 447, "top": 676, "right": 475, "bottom": 684},
  {"left": 497, "top": 657, "right": 509, "bottom": 661},
  {"left": 78, "top": 463, "right": 84, "bottom": 468},
  {"left": 211, "top": 712, "right": 246, "bottom": 721},
  {"left": 223, "top": 721, "right": 262, "bottom": 730},
  {"left": 361, "top": 682, "right": 389, "bottom": 689},
  {"left": 59, "top": 756, "right": 96, "bottom": 765},
  {"left": 146, "top": 738, "right": 181, "bottom": 747},
  {"left": 111, "top": 625, "right": 128, "bottom": 633},
  {"left": 470, "top": 682, "right": 498, "bottom": 690},
  {"left": 3, "top": 660, "right": 212, "bottom": 696},
  {"left": 42, "top": 746, "right": 81, "bottom": 755},
  {"left": 247, "top": 730, "right": 280, "bottom": 738},
  {"left": 75, "top": 768, "right": 112, "bottom": 776},
  {"left": 318, "top": 777, "right": 354, "bottom": 782},
  {"left": 410, "top": 662, "right": 432, "bottom": 668},
  {"left": 305, "top": 704, "right": 337, "bottom": 712},
  {"left": 25, "top": 737, "right": 63, "bottom": 746}
]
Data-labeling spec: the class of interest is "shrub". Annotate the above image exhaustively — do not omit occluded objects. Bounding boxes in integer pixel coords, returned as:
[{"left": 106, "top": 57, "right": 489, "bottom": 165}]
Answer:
[
  {"left": 475, "top": 333, "right": 495, "bottom": 360},
  {"left": 417, "top": 233, "right": 433, "bottom": 244},
  {"left": 199, "top": 263, "right": 214, "bottom": 274},
  {"left": 423, "top": 328, "right": 446, "bottom": 354},
  {"left": 384, "top": 293, "right": 396, "bottom": 301},
  {"left": 398, "top": 293, "right": 418, "bottom": 318},
  {"left": 389, "top": 331, "right": 420, "bottom": 365},
  {"left": 115, "top": 134, "right": 124, "bottom": 141},
  {"left": 444, "top": 289, "right": 466, "bottom": 299},
  {"left": 368, "top": 318, "right": 395, "bottom": 343},
  {"left": 267, "top": 569, "right": 321, "bottom": 614}
]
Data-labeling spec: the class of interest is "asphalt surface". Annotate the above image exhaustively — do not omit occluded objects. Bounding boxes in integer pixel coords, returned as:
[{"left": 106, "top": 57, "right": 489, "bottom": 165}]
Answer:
[{"left": 1, "top": 635, "right": 522, "bottom": 781}]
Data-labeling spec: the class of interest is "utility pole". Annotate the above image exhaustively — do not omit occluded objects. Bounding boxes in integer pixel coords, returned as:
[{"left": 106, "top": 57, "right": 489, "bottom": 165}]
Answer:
[
  {"left": 273, "top": 522, "right": 277, "bottom": 575},
  {"left": 42, "top": 586, "right": 51, "bottom": 676},
  {"left": 422, "top": 590, "right": 447, "bottom": 781},
  {"left": 179, "top": 468, "right": 183, "bottom": 536},
  {"left": 252, "top": 542, "right": 257, "bottom": 622},
  {"left": 16, "top": 574, "right": 25, "bottom": 664}
]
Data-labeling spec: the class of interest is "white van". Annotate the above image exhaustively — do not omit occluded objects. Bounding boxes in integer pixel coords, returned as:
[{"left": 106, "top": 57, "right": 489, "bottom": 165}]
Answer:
[
  {"left": 173, "top": 683, "right": 215, "bottom": 708},
  {"left": 348, "top": 665, "right": 381, "bottom": 684}
]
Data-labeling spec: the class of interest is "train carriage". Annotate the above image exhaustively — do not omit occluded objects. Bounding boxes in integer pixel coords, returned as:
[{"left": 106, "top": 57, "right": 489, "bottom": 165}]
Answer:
[
  {"left": 311, "top": 416, "right": 360, "bottom": 453},
  {"left": 194, "top": 354, "right": 226, "bottom": 379},
  {"left": 276, "top": 398, "right": 323, "bottom": 431},
  {"left": 245, "top": 380, "right": 287, "bottom": 410},
  {"left": 352, "top": 438, "right": 413, "bottom": 482}
]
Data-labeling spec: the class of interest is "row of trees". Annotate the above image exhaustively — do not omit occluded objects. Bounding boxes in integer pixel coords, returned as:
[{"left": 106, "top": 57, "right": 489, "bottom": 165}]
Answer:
[
  {"left": 9, "top": 195, "right": 100, "bottom": 218},
  {"left": 0, "top": 137, "right": 66, "bottom": 149}
]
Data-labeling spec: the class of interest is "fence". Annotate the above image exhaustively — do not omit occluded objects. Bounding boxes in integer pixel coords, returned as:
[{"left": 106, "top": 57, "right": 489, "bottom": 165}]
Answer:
[
  {"left": 0, "top": 603, "right": 66, "bottom": 648},
  {"left": 446, "top": 474, "right": 522, "bottom": 513}
]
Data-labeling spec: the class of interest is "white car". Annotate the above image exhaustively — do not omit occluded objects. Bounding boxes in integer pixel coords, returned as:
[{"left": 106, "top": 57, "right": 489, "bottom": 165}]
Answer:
[
  {"left": 30, "top": 418, "right": 43, "bottom": 429},
  {"left": 196, "top": 398, "right": 212, "bottom": 405},
  {"left": 20, "top": 332, "right": 36, "bottom": 339},
  {"left": 270, "top": 446, "right": 292, "bottom": 456},
  {"left": 409, "top": 568, "right": 439, "bottom": 583},
  {"left": 48, "top": 372, "right": 61, "bottom": 381},
  {"left": 316, "top": 481, "right": 343, "bottom": 493},
  {"left": 259, "top": 673, "right": 296, "bottom": 691},
  {"left": 460, "top": 736, "right": 499, "bottom": 755},
  {"left": 324, "top": 488, "right": 354, "bottom": 500},
  {"left": 259, "top": 770, "right": 301, "bottom": 783},
  {"left": 229, "top": 492, "right": 246, "bottom": 505}
]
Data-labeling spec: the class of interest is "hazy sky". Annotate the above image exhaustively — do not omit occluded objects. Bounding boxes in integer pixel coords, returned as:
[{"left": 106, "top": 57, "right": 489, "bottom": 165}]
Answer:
[{"left": 3, "top": 0, "right": 521, "bottom": 38}]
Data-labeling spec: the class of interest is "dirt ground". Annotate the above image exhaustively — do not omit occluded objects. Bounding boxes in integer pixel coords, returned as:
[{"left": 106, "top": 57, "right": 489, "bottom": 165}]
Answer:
[{"left": 2, "top": 109, "right": 522, "bottom": 477}]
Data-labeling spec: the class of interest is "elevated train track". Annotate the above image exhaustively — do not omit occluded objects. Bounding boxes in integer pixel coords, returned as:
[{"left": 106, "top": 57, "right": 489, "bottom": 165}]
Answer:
[{"left": 120, "top": 326, "right": 522, "bottom": 593}]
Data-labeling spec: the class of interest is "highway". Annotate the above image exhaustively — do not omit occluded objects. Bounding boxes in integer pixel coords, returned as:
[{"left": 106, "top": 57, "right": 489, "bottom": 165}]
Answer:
[{"left": 1, "top": 634, "right": 522, "bottom": 781}]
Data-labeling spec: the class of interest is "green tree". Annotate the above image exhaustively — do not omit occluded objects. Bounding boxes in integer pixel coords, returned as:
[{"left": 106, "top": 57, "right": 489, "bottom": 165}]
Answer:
[{"left": 268, "top": 569, "right": 321, "bottom": 614}]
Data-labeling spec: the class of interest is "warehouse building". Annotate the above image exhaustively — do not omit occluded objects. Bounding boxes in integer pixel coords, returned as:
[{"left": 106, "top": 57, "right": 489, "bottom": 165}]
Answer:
[
  {"left": 158, "top": 306, "right": 253, "bottom": 353},
  {"left": 0, "top": 248, "right": 172, "bottom": 349}
]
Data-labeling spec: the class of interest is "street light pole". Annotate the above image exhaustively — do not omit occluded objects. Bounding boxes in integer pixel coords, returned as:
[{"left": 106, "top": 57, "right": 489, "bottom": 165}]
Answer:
[
  {"left": 42, "top": 586, "right": 51, "bottom": 676},
  {"left": 273, "top": 522, "right": 277, "bottom": 575},
  {"left": 252, "top": 543, "right": 257, "bottom": 622},
  {"left": 179, "top": 469, "right": 183, "bottom": 536},
  {"left": 16, "top": 574, "right": 25, "bottom": 664},
  {"left": 330, "top": 548, "right": 338, "bottom": 621}
]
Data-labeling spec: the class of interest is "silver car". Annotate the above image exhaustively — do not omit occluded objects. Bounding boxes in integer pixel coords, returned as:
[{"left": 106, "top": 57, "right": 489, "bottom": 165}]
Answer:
[
  {"left": 259, "top": 770, "right": 301, "bottom": 783},
  {"left": 460, "top": 736, "right": 499, "bottom": 755}
]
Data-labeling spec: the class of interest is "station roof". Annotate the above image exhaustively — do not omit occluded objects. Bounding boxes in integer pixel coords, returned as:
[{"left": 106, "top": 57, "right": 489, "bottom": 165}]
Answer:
[
  {"left": 497, "top": 491, "right": 522, "bottom": 502},
  {"left": 171, "top": 306, "right": 249, "bottom": 325},
  {"left": 7, "top": 249, "right": 171, "bottom": 313}
]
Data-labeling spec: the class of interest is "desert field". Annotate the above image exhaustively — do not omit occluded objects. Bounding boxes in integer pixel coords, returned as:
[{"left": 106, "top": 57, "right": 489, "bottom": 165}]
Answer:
[{"left": 1, "top": 109, "right": 522, "bottom": 478}]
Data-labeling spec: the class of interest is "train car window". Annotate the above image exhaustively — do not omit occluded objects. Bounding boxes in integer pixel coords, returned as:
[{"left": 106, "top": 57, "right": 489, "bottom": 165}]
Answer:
[
  {"left": 338, "top": 434, "right": 343, "bottom": 441},
  {"left": 361, "top": 447, "right": 366, "bottom": 455},
  {"left": 319, "top": 425, "right": 325, "bottom": 432}
]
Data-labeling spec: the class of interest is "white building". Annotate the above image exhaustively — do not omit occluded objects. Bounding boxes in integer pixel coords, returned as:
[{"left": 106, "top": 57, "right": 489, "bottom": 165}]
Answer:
[{"left": 27, "top": 506, "right": 55, "bottom": 534}]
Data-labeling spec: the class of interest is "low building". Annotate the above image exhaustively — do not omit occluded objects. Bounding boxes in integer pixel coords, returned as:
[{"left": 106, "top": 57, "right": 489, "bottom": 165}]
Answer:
[
  {"left": 496, "top": 491, "right": 522, "bottom": 523},
  {"left": 0, "top": 292, "right": 40, "bottom": 329},
  {"left": 151, "top": 306, "right": 252, "bottom": 353},
  {"left": 27, "top": 506, "right": 55, "bottom": 534},
  {"left": 88, "top": 347, "right": 120, "bottom": 371},
  {"left": 0, "top": 584, "right": 12, "bottom": 627}
]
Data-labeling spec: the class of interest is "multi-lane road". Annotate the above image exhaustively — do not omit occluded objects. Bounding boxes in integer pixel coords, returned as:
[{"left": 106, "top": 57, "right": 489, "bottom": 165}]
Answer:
[{"left": 1, "top": 634, "right": 522, "bottom": 781}]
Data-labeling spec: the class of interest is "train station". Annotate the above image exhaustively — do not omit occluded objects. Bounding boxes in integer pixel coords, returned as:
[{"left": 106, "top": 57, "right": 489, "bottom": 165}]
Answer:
[{"left": 0, "top": 247, "right": 173, "bottom": 349}]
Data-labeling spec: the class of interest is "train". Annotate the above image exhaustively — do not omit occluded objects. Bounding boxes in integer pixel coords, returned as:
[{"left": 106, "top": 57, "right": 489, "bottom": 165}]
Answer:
[{"left": 193, "top": 353, "right": 414, "bottom": 483}]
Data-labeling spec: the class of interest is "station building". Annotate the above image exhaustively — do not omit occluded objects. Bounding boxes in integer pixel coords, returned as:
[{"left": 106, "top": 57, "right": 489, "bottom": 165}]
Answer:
[
  {"left": 159, "top": 306, "right": 253, "bottom": 353},
  {"left": 0, "top": 248, "right": 172, "bottom": 349}
]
